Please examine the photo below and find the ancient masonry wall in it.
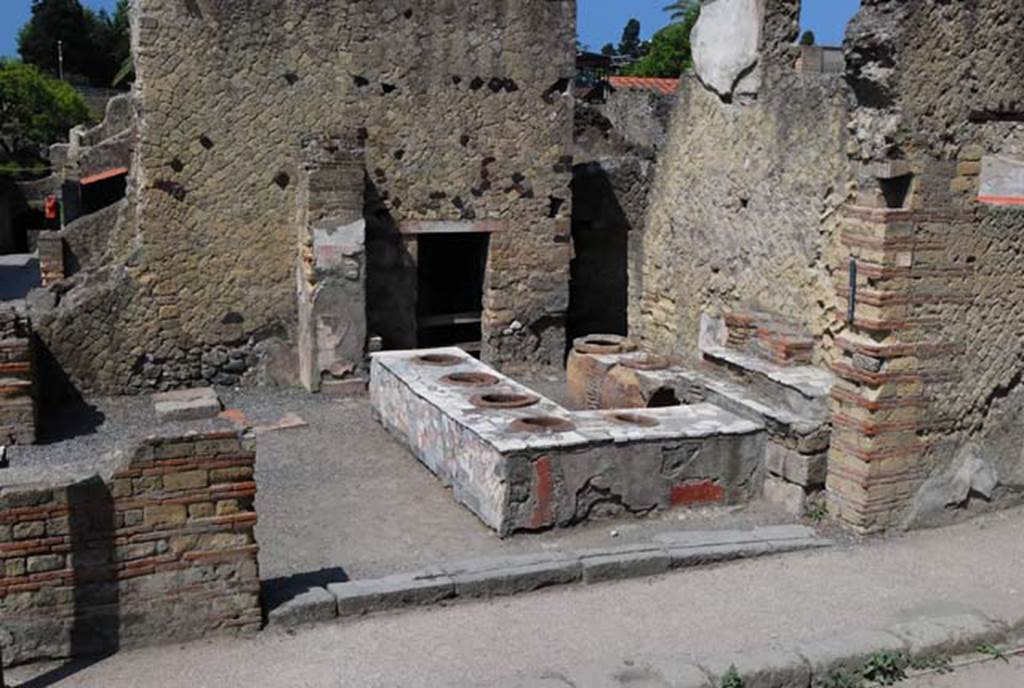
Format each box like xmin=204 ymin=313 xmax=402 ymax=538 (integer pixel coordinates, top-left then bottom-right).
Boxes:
xmin=295 ymin=136 xmax=367 ymax=392
xmin=0 ymin=307 xmax=36 ymax=445
xmin=571 ymin=88 xmax=670 ymax=342
xmin=29 ymin=0 xmax=576 ymax=395
xmin=827 ymin=0 xmax=1024 ymax=530
xmin=632 ymin=0 xmax=850 ymax=363
xmin=0 ymin=432 xmax=260 ymax=664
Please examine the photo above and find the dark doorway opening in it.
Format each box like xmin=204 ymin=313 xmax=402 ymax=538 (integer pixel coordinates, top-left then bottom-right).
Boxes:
xmin=416 ymin=233 xmax=488 ymax=355
xmin=65 ymin=169 xmax=128 ymax=224
xmin=880 ymin=173 xmax=914 ymax=209
xmin=647 ymin=387 xmax=682 ymax=408
xmin=81 ymin=173 xmax=127 ymax=216
xmin=568 ymin=163 xmax=629 ymax=345
xmin=8 ymin=210 xmax=40 ymax=254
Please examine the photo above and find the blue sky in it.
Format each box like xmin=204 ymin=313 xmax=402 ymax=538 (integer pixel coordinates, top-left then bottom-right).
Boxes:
xmin=578 ymin=0 xmax=862 ymax=50
xmin=1 ymin=0 xmax=861 ymax=58
xmin=2 ymin=0 xmax=118 ymax=57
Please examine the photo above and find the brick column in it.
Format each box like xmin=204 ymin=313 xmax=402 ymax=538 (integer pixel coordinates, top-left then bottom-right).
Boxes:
xmin=827 ymin=190 xmax=971 ymax=530
xmin=37 ymin=233 xmax=64 ymax=286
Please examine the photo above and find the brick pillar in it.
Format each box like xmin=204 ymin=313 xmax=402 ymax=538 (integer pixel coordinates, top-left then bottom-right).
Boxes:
xmin=37 ymin=232 xmax=65 ymax=286
xmin=295 ymin=136 xmax=367 ymax=393
xmin=827 ymin=204 xmax=928 ymax=531
xmin=827 ymin=162 xmax=972 ymax=531
xmin=0 ymin=308 xmax=36 ymax=446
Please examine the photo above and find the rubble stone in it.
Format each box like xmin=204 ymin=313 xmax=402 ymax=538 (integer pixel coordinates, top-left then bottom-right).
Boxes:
xmin=152 ymin=387 xmax=222 ymax=421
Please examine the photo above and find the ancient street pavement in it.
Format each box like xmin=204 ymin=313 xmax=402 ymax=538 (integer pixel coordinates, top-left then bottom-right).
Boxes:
xmin=901 ymin=655 xmax=1024 ymax=687
xmin=8 ymin=507 xmax=1024 ymax=687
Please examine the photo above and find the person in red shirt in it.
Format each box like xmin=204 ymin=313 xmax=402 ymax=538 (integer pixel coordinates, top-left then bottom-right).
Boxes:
xmin=44 ymin=194 xmax=59 ymax=230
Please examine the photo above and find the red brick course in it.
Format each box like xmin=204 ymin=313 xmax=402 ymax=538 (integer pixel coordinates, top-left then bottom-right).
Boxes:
xmin=0 ymin=431 xmax=261 ymax=664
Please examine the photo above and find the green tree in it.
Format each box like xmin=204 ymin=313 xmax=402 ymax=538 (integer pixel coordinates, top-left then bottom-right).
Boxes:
xmin=601 ymin=43 xmax=617 ymax=57
xmin=110 ymin=0 xmax=135 ymax=87
xmin=618 ymin=18 xmax=642 ymax=58
xmin=800 ymin=30 xmax=817 ymax=46
xmin=17 ymin=0 xmax=129 ymax=88
xmin=624 ymin=7 xmax=700 ymax=78
xmin=0 ymin=60 xmax=90 ymax=175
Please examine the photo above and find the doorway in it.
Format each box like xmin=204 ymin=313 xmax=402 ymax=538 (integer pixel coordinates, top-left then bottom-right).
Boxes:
xmin=416 ymin=233 xmax=489 ymax=355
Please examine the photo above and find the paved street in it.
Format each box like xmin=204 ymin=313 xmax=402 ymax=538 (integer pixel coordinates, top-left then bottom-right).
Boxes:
xmin=903 ymin=655 xmax=1024 ymax=687
xmin=7 ymin=507 xmax=1024 ymax=687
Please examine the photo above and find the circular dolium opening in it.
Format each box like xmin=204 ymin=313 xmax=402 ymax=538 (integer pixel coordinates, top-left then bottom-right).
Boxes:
xmin=441 ymin=371 xmax=500 ymax=387
xmin=647 ymin=388 xmax=682 ymax=408
xmin=510 ymin=416 xmax=576 ymax=433
xmin=573 ymin=334 xmax=637 ymax=355
xmin=470 ymin=391 xmax=541 ymax=409
xmin=620 ymin=353 xmax=670 ymax=371
xmin=609 ymin=412 xmax=660 ymax=428
xmin=415 ymin=353 xmax=464 ymax=367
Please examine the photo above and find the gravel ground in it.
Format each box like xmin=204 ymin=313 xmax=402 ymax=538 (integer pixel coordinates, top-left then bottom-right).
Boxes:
xmin=3 ymin=380 xmax=808 ymax=586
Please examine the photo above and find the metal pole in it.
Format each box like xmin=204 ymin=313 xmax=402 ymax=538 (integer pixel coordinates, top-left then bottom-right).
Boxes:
xmin=58 ymin=40 xmax=64 ymax=81
xmin=848 ymin=257 xmax=858 ymax=325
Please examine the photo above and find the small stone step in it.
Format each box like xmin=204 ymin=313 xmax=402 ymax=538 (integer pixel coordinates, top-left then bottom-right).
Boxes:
xmin=319 ymin=378 xmax=368 ymax=396
xmin=152 ymin=387 xmax=222 ymax=422
xmin=700 ymin=345 xmax=832 ymax=423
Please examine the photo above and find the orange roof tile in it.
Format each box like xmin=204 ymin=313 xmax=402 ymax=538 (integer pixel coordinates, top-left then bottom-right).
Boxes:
xmin=79 ymin=167 xmax=129 ymax=186
xmin=608 ymin=76 xmax=680 ymax=96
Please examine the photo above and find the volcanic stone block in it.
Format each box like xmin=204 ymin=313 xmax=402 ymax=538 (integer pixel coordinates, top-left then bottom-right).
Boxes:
xmin=446 ymin=553 xmax=581 ymax=597
xmin=266 ymin=586 xmax=337 ymax=628
xmin=763 ymin=475 xmax=807 ymax=516
xmin=765 ymin=443 xmax=827 ymax=487
xmin=579 ymin=546 xmax=671 ymax=583
xmin=329 ymin=570 xmax=455 ymax=617
xmin=152 ymin=387 xmax=222 ymax=421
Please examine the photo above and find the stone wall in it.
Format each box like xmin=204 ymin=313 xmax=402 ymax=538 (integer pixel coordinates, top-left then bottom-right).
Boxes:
xmin=31 ymin=0 xmax=576 ymax=395
xmin=295 ymin=136 xmax=367 ymax=392
xmin=571 ymin=86 xmax=671 ymax=342
xmin=0 ymin=306 xmax=35 ymax=446
xmin=632 ymin=0 xmax=850 ymax=363
xmin=600 ymin=86 xmax=677 ymax=154
xmin=827 ymin=0 xmax=1024 ymax=530
xmin=0 ymin=431 xmax=260 ymax=664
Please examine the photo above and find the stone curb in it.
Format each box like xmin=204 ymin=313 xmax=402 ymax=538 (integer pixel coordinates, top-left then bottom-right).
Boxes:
xmin=264 ymin=525 xmax=831 ymax=629
xmin=488 ymin=610 xmax=1012 ymax=688
xmin=1010 ymin=613 xmax=1024 ymax=638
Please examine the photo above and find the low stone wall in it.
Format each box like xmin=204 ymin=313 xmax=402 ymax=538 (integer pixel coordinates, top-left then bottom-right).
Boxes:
xmin=0 ymin=431 xmax=260 ymax=665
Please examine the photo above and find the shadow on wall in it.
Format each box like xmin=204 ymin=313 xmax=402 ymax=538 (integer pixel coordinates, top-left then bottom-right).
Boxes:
xmin=569 ymin=162 xmax=630 ymax=347
xmin=365 ymin=177 xmax=418 ymax=351
xmin=33 ymin=339 xmax=106 ymax=445
xmin=15 ymin=477 xmax=119 ymax=688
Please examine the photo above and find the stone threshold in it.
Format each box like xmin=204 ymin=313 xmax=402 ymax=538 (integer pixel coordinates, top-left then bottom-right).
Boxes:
xmin=489 ymin=609 xmax=1014 ymax=687
xmin=264 ymin=525 xmax=831 ymax=629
